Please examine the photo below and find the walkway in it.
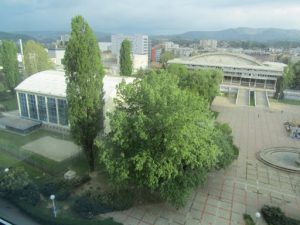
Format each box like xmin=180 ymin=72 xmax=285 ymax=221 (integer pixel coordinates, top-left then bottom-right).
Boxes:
xmin=102 ymin=97 xmax=300 ymax=225
xmin=236 ymin=89 xmax=249 ymax=106
xmin=256 ymin=91 xmax=268 ymax=108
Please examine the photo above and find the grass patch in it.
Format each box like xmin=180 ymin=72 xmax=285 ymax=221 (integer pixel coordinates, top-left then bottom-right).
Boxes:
xmin=0 ymin=91 xmax=18 ymax=111
xmin=270 ymin=98 xmax=300 ymax=106
xmin=250 ymin=91 xmax=255 ymax=106
xmin=243 ymin=214 xmax=255 ymax=225
xmin=0 ymin=129 xmax=88 ymax=176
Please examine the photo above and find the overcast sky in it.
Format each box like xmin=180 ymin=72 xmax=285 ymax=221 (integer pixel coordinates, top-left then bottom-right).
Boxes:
xmin=1 ymin=0 xmax=300 ymax=34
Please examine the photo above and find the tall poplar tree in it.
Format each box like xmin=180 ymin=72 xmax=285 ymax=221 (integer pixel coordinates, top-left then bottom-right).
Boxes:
xmin=2 ymin=40 xmax=20 ymax=92
xmin=63 ymin=16 xmax=104 ymax=172
xmin=23 ymin=40 xmax=53 ymax=76
xmin=119 ymin=39 xmax=133 ymax=76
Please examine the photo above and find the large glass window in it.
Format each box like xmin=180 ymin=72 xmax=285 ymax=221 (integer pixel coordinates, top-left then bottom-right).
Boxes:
xmin=58 ymin=99 xmax=68 ymax=126
xmin=28 ymin=94 xmax=38 ymax=119
xmin=37 ymin=96 xmax=47 ymax=122
xmin=47 ymin=97 xmax=57 ymax=124
xmin=18 ymin=93 xmax=28 ymax=118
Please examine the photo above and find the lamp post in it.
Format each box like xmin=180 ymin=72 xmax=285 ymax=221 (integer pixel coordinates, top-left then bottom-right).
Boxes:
xmin=50 ymin=195 xmax=57 ymax=218
xmin=4 ymin=168 xmax=9 ymax=173
xmin=255 ymin=212 xmax=261 ymax=225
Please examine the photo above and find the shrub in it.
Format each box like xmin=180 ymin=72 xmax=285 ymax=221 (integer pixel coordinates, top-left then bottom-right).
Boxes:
xmin=243 ymin=214 xmax=255 ymax=225
xmin=102 ymin=189 xmax=134 ymax=210
xmin=0 ymin=167 xmax=30 ymax=196
xmin=12 ymin=199 xmax=122 ymax=225
xmin=72 ymin=193 xmax=113 ymax=218
xmin=261 ymin=205 xmax=300 ymax=225
xmin=16 ymin=183 xmax=40 ymax=206
xmin=69 ymin=174 xmax=91 ymax=187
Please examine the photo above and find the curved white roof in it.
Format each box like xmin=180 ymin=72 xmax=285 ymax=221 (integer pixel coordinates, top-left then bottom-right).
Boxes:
xmin=15 ymin=70 xmax=66 ymax=97
xmin=15 ymin=70 xmax=136 ymax=101
xmin=188 ymin=52 xmax=263 ymax=66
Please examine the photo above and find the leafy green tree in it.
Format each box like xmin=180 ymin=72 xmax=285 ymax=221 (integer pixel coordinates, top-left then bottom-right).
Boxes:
xmin=119 ymin=39 xmax=132 ymax=76
xmin=1 ymin=40 xmax=20 ymax=92
xmin=96 ymin=71 xmax=220 ymax=207
xmin=291 ymin=61 xmax=300 ymax=90
xmin=24 ymin=40 xmax=54 ymax=76
xmin=167 ymin=64 xmax=223 ymax=103
xmin=63 ymin=15 xmax=104 ymax=172
xmin=214 ymin=122 xmax=239 ymax=169
xmin=160 ymin=51 xmax=174 ymax=68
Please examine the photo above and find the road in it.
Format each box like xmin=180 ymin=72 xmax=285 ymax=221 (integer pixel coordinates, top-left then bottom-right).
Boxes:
xmin=0 ymin=199 xmax=41 ymax=225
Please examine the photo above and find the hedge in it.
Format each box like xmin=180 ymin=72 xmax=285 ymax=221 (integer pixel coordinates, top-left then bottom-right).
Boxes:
xmin=12 ymin=200 xmax=122 ymax=225
xmin=261 ymin=205 xmax=300 ymax=225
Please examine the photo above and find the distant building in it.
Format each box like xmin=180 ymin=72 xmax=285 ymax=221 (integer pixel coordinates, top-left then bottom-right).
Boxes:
xmin=55 ymin=35 xmax=70 ymax=48
xmin=111 ymin=34 xmax=149 ymax=56
xmin=98 ymin=42 xmax=111 ymax=52
xmin=150 ymin=45 xmax=164 ymax=62
xmin=133 ymin=54 xmax=148 ymax=72
xmin=168 ymin=52 xmax=285 ymax=90
xmin=48 ymin=48 xmax=65 ymax=67
xmin=199 ymin=40 xmax=218 ymax=49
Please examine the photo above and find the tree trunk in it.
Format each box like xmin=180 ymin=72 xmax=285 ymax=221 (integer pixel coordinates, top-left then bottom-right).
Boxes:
xmin=88 ymin=148 xmax=95 ymax=172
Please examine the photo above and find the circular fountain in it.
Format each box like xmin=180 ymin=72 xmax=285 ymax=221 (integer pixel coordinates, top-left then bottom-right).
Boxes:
xmin=257 ymin=147 xmax=300 ymax=173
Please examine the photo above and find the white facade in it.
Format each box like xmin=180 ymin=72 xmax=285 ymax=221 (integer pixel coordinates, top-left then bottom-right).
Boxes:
xmin=99 ymin=42 xmax=111 ymax=52
xmin=48 ymin=49 xmax=65 ymax=66
xmin=111 ymin=34 xmax=149 ymax=56
xmin=168 ymin=52 xmax=284 ymax=90
xmin=133 ymin=54 xmax=148 ymax=72
xmin=199 ymin=40 xmax=218 ymax=49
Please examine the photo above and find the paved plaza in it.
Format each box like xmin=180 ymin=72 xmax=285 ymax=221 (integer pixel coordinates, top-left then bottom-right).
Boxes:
xmin=102 ymin=96 xmax=300 ymax=225
xmin=22 ymin=136 xmax=80 ymax=162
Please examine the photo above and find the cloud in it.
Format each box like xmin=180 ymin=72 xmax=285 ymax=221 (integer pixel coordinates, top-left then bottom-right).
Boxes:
xmin=0 ymin=0 xmax=300 ymax=34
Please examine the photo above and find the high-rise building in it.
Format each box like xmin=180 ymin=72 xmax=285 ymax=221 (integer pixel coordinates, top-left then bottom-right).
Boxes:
xmin=199 ymin=39 xmax=218 ymax=49
xmin=111 ymin=34 xmax=149 ymax=56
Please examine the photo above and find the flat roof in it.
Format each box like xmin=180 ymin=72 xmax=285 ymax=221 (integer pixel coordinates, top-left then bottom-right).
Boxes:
xmin=15 ymin=70 xmax=135 ymax=100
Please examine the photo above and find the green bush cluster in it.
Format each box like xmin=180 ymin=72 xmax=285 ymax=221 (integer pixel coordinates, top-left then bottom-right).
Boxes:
xmin=72 ymin=189 xmax=134 ymax=218
xmin=40 ymin=174 xmax=91 ymax=201
xmin=243 ymin=214 xmax=255 ymax=225
xmin=261 ymin=205 xmax=300 ymax=225
xmin=13 ymin=200 xmax=122 ymax=225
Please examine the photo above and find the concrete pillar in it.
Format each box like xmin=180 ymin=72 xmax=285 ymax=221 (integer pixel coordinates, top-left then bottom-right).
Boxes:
xmin=35 ymin=95 xmax=39 ymax=121
xmin=230 ymin=76 xmax=233 ymax=84
xmin=16 ymin=91 xmax=21 ymax=117
xmin=26 ymin=93 xmax=30 ymax=118
xmin=254 ymin=79 xmax=256 ymax=87
xmin=45 ymin=96 xmax=49 ymax=123
xmin=264 ymin=80 xmax=266 ymax=89
xmin=240 ymin=78 xmax=242 ymax=85
xmin=55 ymin=98 xmax=59 ymax=125
xmin=274 ymin=79 xmax=277 ymax=90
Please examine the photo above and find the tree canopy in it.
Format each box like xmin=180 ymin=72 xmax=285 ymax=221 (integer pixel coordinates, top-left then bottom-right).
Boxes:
xmin=63 ymin=15 xmax=104 ymax=172
xmin=119 ymin=39 xmax=132 ymax=76
xmin=1 ymin=40 xmax=20 ymax=92
xmin=97 ymin=71 xmax=223 ymax=206
xmin=160 ymin=51 xmax=174 ymax=68
xmin=24 ymin=40 xmax=54 ymax=76
xmin=167 ymin=64 xmax=223 ymax=103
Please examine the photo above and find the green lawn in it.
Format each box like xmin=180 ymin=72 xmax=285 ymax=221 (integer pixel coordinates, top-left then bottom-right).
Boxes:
xmin=250 ymin=91 xmax=255 ymax=106
xmin=0 ymin=129 xmax=88 ymax=177
xmin=0 ymin=91 xmax=18 ymax=111
xmin=270 ymin=98 xmax=300 ymax=106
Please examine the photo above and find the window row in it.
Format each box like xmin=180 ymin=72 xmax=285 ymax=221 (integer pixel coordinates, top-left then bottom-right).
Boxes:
xmin=18 ymin=93 xmax=68 ymax=126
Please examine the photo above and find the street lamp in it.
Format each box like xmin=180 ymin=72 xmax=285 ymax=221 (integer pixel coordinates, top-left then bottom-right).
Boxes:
xmin=255 ymin=212 xmax=261 ymax=225
xmin=50 ymin=195 xmax=57 ymax=218
xmin=4 ymin=168 xmax=9 ymax=173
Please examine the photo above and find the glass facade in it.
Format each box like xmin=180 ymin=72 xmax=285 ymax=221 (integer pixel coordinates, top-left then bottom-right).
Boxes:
xmin=18 ymin=93 xmax=28 ymax=118
xmin=18 ymin=92 xmax=68 ymax=126
xmin=58 ymin=99 xmax=68 ymax=125
xmin=28 ymin=94 xmax=38 ymax=119
xmin=37 ymin=96 xmax=47 ymax=122
xmin=47 ymin=97 xmax=58 ymax=124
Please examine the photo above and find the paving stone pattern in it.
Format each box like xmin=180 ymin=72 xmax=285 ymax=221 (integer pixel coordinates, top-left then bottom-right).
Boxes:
xmin=101 ymin=97 xmax=300 ymax=225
